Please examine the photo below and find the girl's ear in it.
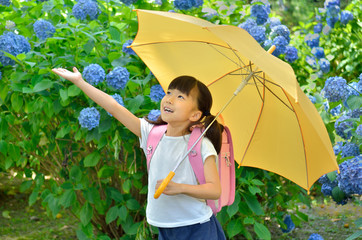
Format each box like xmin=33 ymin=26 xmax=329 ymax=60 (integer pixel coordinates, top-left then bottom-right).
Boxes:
xmin=189 ymin=110 xmax=202 ymax=122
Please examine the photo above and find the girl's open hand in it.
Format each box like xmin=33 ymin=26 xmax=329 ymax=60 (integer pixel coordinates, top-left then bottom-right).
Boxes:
xmin=52 ymin=67 xmax=83 ymax=84
xmin=155 ymin=179 xmax=183 ymax=196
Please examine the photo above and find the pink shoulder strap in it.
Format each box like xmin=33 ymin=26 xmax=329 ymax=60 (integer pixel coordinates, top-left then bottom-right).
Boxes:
xmin=146 ymin=124 xmax=167 ymax=171
xmin=187 ymin=127 xmax=205 ymax=184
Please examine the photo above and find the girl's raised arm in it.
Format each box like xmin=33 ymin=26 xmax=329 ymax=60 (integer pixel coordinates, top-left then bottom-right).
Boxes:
xmin=52 ymin=67 xmax=141 ymax=137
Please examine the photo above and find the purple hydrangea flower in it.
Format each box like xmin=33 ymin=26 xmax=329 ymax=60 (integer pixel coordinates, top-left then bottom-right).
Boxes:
xmin=285 ymin=46 xmax=298 ymax=63
xmin=202 ymin=7 xmax=218 ymax=19
xmin=250 ymin=4 xmax=269 ymax=25
xmin=270 ymin=25 xmax=290 ymax=43
xmin=340 ymin=10 xmax=353 ymax=25
xmin=281 ymin=215 xmax=295 ymax=233
xmin=319 ymin=58 xmax=330 ymax=73
xmin=322 ymin=76 xmax=349 ymax=102
xmin=333 ymin=141 xmax=343 ymax=155
xmin=308 ymin=233 xmax=324 ymax=240
xmin=249 ymin=26 xmax=266 ymax=43
xmin=150 ymin=84 xmax=165 ymax=102
xmin=174 ymin=0 xmax=203 ymax=10
xmin=341 ymin=142 xmax=360 ymax=158
xmin=5 ymin=20 xmax=15 ymax=30
xmin=33 ymin=20 xmax=56 ymax=40
xmin=314 ymin=23 xmax=323 ymax=33
xmin=107 ymin=94 xmax=124 ymax=117
xmin=268 ymin=17 xmax=281 ymax=28
xmin=337 ymin=156 xmax=362 ymax=195
xmin=148 ymin=109 xmax=161 ymax=121
xmin=72 ymin=0 xmax=101 ymax=21
xmin=305 ymin=33 xmax=320 ymax=48
xmin=335 ymin=115 xmax=353 ymax=139
xmin=120 ymin=0 xmax=137 ymax=5
xmin=272 ymin=36 xmax=288 ymax=56
xmin=356 ymin=125 xmax=362 ymax=136
xmin=122 ymin=40 xmax=136 ymax=55
xmin=238 ymin=18 xmax=257 ymax=33
xmin=306 ymin=56 xmax=317 ymax=69
xmin=0 ymin=0 xmax=11 ymax=6
xmin=83 ymin=64 xmax=105 ymax=86
xmin=311 ymin=47 xmax=325 ymax=59
xmin=0 ymin=32 xmax=31 ymax=66
xmin=106 ymin=67 xmax=130 ymax=90
xmin=324 ymin=0 xmax=340 ymax=8
xmin=78 ymin=107 xmax=100 ymax=130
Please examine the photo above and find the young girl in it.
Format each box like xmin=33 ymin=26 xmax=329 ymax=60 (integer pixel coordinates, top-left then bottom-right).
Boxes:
xmin=52 ymin=68 xmax=226 ymax=240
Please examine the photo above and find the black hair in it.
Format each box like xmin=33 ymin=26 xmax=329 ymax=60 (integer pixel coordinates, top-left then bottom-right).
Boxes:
xmin=145 ymin=76 xmax=224 ymax=153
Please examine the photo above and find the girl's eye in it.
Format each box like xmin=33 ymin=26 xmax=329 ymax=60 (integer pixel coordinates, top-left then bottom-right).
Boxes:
xmin=178 ymin=95 xmax=185 ymax=99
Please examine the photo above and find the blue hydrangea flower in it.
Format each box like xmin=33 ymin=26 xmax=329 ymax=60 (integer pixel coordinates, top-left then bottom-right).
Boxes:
xmin=308 ymin=233 xmax=324 ymax=240
xmin=107 ymin=94 xmax=124 ymax=117
xmin=281 ymin=215 xmax=295 ymax=233
xmin=148 ymin=109 xmax=161 ymax=121
xmin=324 ymin=0 xmax=340 ymax=8
xmin=251 ymin=0 xmax=271 ymax=13
xmin=337 ymin=156 xmax=362 ymax=195
xmin=321 ymin=183 xmax=333 ymax=196
xmin=72 ymin=0 xmax=101 ymax=21
xmin=238 ymin=18 xmax=257 ymax=33
xmin=351 ymin=108 xmax=362 ymax=118
xmin=305 ymin=33 xmax=320 ymax=48
xmin=154 ymin=0 xmax=162 ymax=5
xmin=333 ymin=141 xmax=343 ymax=155
xmin=314 ymin=23 xmax=323 ymax=33
xmin=318 ymin=174 xmax=330 ymax=185
xmin=250 ymin=4 xmax=269 ymax=25
xmin=306 ymin=56 xmax=317 ymax=69
xmin=0 ymin=32 xmax=31 ymax=66
xmin=326 ymin=4 xmax=340 ymax=16
xmin=359 ymin=73 xmax=362 ymax=82
xmin=285 ymin=46 xmax=298 ymax=63
xmin=120 ymin=0 xmax=137 ymax=5
xmin=83 ymin=64 xmax=105 ymax=86
xmin=335 ymin=115 xmax=353 ymax=139
xmin=341 ymin=142 xmax=360 ymax=158
xmin=344 ymin=82 xmax=360 ymax=108
xmin=0 ymin=70 xmax=2 ymax=80
xmin=249 ymin=26 xmax=266 ymax=43
xmin=33 ymin=20 xmax=56 ymax=40
xmin=5 ymin=20 xmax=15 ymax=30
xmin=78 ymin=107 xmax=100 ymax=130
xmin=270 ymin=25 xmax=290 ymax=43
xmin=308 ymin=95 xmax=316 ymax=104
xmin=122 ymin=40 xmax=136 ymax=55
xmin=268 ymin=17 xmax=281 ymax=28
xmin=316 ymin=15 xmax=322 ymax=21
xmin=322 ymin=76 xmax=349 ymax=102
xmin=326 ymin=15 xmax=339 ymax=28
xmin=150 ymin=84 xmax=165 ymax=102
xmin=330 ymin=104 xmax=342 ymax=116
xmin=311 ymin=47 xmax=325 ymax=59
xmin=356 ymin=125 xmax=362 ymax=136
xmin=106 ymin=67 xmax=130 ymax=90
xmin=0 ymin=0 xmax=10 ymax=6
xmin=319 ymin=58 xmax=330 ymax=73
xmin=340 ymin=10 xmax=353 ymax=25
xmin=202 ymin=7 xmax=218 ymax=19
xmin=263 ymin=39 xmax=272 ymax=49
xmin=272 ymin=36 xmax=288 ymax=56
xmin=174 ymin=0 xmax=203 ymax=10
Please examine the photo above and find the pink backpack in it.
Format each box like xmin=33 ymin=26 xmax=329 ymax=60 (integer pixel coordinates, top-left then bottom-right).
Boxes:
xmin=146 ymin=124 xmax=235 ymax=214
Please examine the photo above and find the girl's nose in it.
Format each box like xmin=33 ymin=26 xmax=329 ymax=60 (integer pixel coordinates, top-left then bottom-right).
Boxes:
xmin=165 ymin=96 xmax=173 ymax=104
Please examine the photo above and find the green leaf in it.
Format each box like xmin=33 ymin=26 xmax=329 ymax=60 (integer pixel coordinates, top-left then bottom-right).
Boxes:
xmin=243 ymin=217 xmax=255 ymax=225
xmin=254 ymin=222 xmax=271 ymax=240
xmin=346 ymin=230 xmax=362 ymax=240
xmin=2 ymin=210 xmax=11 ymax=219
xmin=84 ymin=152 xmax=100 ymax=167
xmin=56 ymin=125 xmax=71 ymax=138
xmin=346 ymin=95 xmax=362 ymax=110
xmin=33 ymin=80 xmax=53 ymax=92
xmin=226 ymin=219 xmax=243 ymax=238
xmin=248 ymin=185 xmax=261 ymax=195
xmin=109 ymin=26 xmax=121 ymax=41
xmin=68 ymin=85 xmax=82 ymax=97
xmin=126 ymin=199 xmax=140 ymax=210
xmin=29 ymin=190 xmax=39 ymax=206
xmin=128 ymin=95 xmax=144 ymax=113
xmin=106 ymin=206 xmax=119 ymax=224
xmin=98 ymin=165 xmax=115 ymax=178
xmin=243 ymin=194 xmax=264 ymax=215
xmin=11 ymin=93 xmax=23 ymax=112
xmin=60 ymin=189 xmax=76 ymax=208
xmin=122 ymin=179 xmax=132 ymax=193
xmin=70 ymin=165 xmax=82 ymax=183
xmin=119 ymin=205 xmax=127 ymax=222
xmin=80 ymin=202 xmax=93 ymax=226
xmin=19 ymin=180 xmax=33 ymax=193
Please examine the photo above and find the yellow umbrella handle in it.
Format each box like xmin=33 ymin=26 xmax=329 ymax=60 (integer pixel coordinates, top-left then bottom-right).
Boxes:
xmin=154 ymin=171 xmax=175 ymax=199
xmin=267 ymin=45 xmax=276 ymax=54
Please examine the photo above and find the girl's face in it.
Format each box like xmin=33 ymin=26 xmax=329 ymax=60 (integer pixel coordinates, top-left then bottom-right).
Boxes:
xmin=160 ymin=87 xmax=202 ymax=126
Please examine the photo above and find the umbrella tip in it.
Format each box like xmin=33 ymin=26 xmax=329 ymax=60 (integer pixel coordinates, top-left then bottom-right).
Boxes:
xmin=267 ymin=45 xmax=276 ymax=54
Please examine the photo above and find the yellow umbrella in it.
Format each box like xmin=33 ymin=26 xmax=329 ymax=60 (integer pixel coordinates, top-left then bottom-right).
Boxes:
xmin=130 ymin=9 xmax=339 ymax=193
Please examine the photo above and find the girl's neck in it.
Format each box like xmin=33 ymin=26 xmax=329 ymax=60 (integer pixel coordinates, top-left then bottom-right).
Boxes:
xmin=165 ymin=123 xmax=190 ymax=137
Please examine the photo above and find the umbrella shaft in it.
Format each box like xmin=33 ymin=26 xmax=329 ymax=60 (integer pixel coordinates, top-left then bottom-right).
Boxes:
xmin=171 ymin=71 xmax=255 ymax=172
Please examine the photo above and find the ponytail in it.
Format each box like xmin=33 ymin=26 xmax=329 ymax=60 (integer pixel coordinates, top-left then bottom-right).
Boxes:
xmin=202 ymin=115 xmax=224 ymax=154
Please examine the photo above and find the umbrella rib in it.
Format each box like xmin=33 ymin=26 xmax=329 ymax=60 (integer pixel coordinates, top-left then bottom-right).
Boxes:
xmin=207 ymin=43 xmax=248 ymax=70
xmin=252 ymin=76 xmax=264 ymax=102
xmin=253 ymin=75 xmax=295 ymax=112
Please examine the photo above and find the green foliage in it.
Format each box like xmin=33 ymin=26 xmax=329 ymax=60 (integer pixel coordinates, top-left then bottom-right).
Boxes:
xmin=1 ymin=0 xmax=360 ymax=239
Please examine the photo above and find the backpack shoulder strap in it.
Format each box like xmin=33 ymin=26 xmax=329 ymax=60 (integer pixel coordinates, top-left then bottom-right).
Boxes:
xmin=187 ymin=127 xmax=205 ymax=184
xmin=146 ymin=124 xmax=167 ymax=171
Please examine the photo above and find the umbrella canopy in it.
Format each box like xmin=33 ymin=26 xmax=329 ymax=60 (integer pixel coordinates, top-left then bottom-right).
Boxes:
xmin=130 ymin=9 xmax=339 ymax=192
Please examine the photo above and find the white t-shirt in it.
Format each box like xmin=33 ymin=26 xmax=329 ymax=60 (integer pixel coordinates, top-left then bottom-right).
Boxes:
xmin=139 ymin=118 xmax=217 ymax=228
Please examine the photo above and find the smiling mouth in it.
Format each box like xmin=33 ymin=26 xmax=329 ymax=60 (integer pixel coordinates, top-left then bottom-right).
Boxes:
xmin=163 ymin=107 xmax=174 ymax=113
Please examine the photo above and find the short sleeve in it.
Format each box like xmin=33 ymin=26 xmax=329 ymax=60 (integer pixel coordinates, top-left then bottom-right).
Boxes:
xmin=139 ymin=118 xmax=154 ymax=152
xmin=201 ymin=137 xmax=218 ymax=164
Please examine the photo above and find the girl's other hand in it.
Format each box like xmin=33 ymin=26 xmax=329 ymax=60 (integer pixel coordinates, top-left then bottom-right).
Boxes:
xmin=155 ymin=179 xmax=182 ymax=196
xmin=52 ymin=67 xmax=83 ymax=84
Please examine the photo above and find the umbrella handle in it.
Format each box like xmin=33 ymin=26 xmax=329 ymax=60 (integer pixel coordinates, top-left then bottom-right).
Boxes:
xmin=154 ymin=171 xmax=175 ymax=199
